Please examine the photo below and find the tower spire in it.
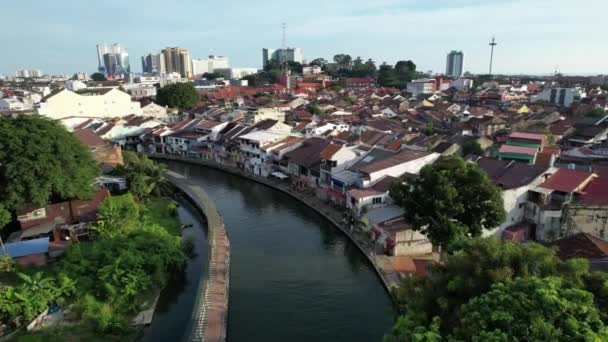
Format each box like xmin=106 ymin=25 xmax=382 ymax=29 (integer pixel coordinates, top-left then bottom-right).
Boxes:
xmin=488 ymin=36 xmax=497 ymax=75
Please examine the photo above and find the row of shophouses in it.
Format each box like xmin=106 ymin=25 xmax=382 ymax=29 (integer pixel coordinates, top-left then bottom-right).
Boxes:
xmin=114 ymin=117 xmax=608 ymax=258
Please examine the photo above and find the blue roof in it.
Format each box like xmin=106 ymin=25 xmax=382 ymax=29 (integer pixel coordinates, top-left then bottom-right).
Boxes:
xmin=0 ymin=238 xmax=49 ymax=258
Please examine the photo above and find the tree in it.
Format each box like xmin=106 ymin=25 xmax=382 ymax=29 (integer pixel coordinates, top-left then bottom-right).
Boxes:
xmin=113 ymin=151 xmax=169 ymax=201
xmin=309 ymin=58 xmax=327 ymax=67
xmin=461 ymin=140 xmax=483 ymax=156
xmin=90 ymin=73 xmax=106 ymax=82
xmin=453 ymin=277 xmax=608 ymax=340
xmin=0 ymin=115 xmax=99 ymax=212
xmin=333 ymin=54 xmax=352 ymax=69
xmin=307 ymin=105 xmax=322 ymax=115
xmin=389 ymin=157 xmax=505 ymax=249
xmin=93 ymin=194 xmax=140 ymax=239
xmin=386 ymin=238 xmax=608 ymax=340
xmin=155 ymin=82 xmax=199 ymax=109
xmin=202 ymin=72 xmax=221 ymax=80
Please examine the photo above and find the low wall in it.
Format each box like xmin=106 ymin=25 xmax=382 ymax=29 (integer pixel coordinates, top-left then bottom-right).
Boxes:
xmin=157 ymin=155 xmax=398 ymax=296
xmin=166 ymin=171 xmax=230 ymax=342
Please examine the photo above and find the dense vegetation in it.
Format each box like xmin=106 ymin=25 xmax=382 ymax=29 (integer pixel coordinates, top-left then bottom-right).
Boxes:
xmin=390 ymin=156 xmax=505 ymax=250
xmin=0 ymin=115 xmax=99 ymax=225
xmin=113 ymin=151 xmax=169 ymax=201
xmin=155 ymin=82 xmax=199 ymax=109
xmin=386 ymin=238 xmax=608 ymax=341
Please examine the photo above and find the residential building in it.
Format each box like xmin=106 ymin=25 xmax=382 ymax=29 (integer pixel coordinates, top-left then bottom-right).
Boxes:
xmin=141 ymin=102 xmax=170 ymax=121
xmin=346 ymin=175 xmax=398 ymax=215
xmin=208 ymin=55 xmax=229 ymax=71
xmin=407 ymin=79 xmax=436 ymax=97
xmin=248 ymin=107 xmax=286 ymax=123
xmin=262 ymin=47 xmax=304 ymax=67
xmin=561 ymin=177 xmax=608 ymax=241
xmin=446 ymin=50 xmax=464 ymax=78
xmin=0 ymin=238 xmax=50 ymax=267
xmin=531 ymin=87 xmax=586 ymax=107
xmin=345 ymin=78 xmax=377 ymax=89
xmin=192 ymin=58 xmax=209 ymax=76
xmin=302 ymin=66 xmax=322 ymax=75
xmin=550 ymin=233 xmax=608 ymax=271
xmin=452 ymin=78 xmax=474 ymax=91
xmin=526 ymin=168 xmax=598 ymax=242
xmin=239 ymin=130 xmax=292 ymax=176
xmin=497 ymin=132 xmax=546 ymax=164
xmin=128 ymin=86 xmax=157 ymax=99
xmin=0 ymin=98 xmax=27 ymax=111
xmin=65 ymin=80 xmax=87 ymax=92
xmin=38 ymin=88 xmax=142 ymax=119
xmin=162 ymin=47 xmax=193 ymax=78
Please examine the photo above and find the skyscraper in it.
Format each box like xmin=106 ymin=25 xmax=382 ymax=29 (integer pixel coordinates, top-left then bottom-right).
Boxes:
xmin=97 ymin=43 xmax=130 ymax=77
xmin=162 ymin=47 xmax=192 ymax=78
xmin=141 ymin=53 xmax=165 ymax=75
xmin=446 ymin=50 xmax=464 ymax=78
xmin=262 ymin=48 xmax=303 ymax=68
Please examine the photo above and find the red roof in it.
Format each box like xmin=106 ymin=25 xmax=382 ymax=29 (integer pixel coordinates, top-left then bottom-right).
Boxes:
xmin=348 ymin=188 xmax=383 ymax=200
xmin=74 ymin=129 xmax=104 ymax=147
xmin=509 ymin=132 xmax=545 ymax=142
xmin=577 ymin=177 xmax=608 ymax=205
xmin=539 ymin=169 xmax=596 ymax=193
xmin=499 ymin=144 xmax=538 ymax=156
xmin=319 ymin=143 xmax=342 ymax=160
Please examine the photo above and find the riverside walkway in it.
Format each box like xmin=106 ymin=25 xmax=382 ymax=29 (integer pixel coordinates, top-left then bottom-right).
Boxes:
xmin=160 ymin=156 xmax=401 ymax=294
xmin=166 ymin=171 xmax=230 ymax=342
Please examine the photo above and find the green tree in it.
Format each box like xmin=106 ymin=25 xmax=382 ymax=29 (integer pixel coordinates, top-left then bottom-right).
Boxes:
xmin=309 ymin=58 xmax=327 ymax=67
xmin=93 ymin=194 xmax=140 ymax=239
xmin=461 ymin=140 xmax=483 ymax=156
xmin=155 ymin=82 xmax=199 ymax=109
xmin=307 ymin=105 xmax=322 ymax=115
xmin=453 ymin=277 xmax=608 ymax=340
xmin=333 ymin=54 xmax=352 ymax=69
xmin=90 ymin=73 xmax=107 ymax=82
xmin=114 ymin=151 xmax=168 ymax=201
xmin=386 ymin=238 xmax=606 ymax=340
xmin=389 ymin=157 xmax=505 ymax=249
xmin=0 ymin=115 xmax=99 ymax=211
xmin=202 ymin=72 xmax=221 ymax=80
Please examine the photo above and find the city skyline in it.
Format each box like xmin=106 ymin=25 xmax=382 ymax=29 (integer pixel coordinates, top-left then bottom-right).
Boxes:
xmin=1 ymin=0 xmax=607 ymax=76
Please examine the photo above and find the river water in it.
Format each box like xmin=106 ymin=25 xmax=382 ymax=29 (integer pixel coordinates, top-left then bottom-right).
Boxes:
xmin=147 ymin=162 xmax=394 ymax=342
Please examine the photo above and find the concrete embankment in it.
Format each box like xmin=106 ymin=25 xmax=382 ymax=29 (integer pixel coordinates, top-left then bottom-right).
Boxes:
xmin=158 ymin=155 xmax=400 ymax=296
xmin=166 ymin=171 xmax=230 ymax=342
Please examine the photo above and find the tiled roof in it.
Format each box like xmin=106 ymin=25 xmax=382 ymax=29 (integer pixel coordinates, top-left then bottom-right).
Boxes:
xmin=551 ymin=233 xmax=608 ymax=260
xmin=498 ymin=144 xmax=538 ymax=156
xmin=509 ymin=132 xmax=545 ymax=141
xmin=371 ymin=175 xmax=399 ymax=192
xmin=577 ymin=177 xmax=608 ymax=205
xmin=539 ymin=168 xmax=596 ymax=193
xmin=358 ymin=150 xmax=431 ymax=174
xmin=74 ymin=129 xmax=104 ymax=147
xmin=319 ymin=143 xmax=342 ymax=160
xmin=476 ymin=157 xmax=548 ymax=190
xmin=348 ymin=188 xmax=384 ymax=199
xmin=283 ymin=137 xmax=330 ymax=168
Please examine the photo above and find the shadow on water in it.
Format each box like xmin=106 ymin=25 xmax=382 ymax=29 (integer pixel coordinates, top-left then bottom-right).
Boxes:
xmin=140 ymin=199 xmax=209 ymax=342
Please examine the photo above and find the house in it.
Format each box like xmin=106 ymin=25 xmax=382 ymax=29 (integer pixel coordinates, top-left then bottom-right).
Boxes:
xmin=283 ymin=137 xmax=331 ymax=184
xmin=346 ymin=175 xmax=398 ymax=215
xmin=348 ymin=148 xmax=440 ymax=188
xmin=319 ymin=143 xmax=358 ymax=185
xmin=345 ymin=78 xmax=377 ymax=89
xmin=141 ymin=102 xmax=174 ymax=122
xmin=73 ymin=128 xmax=123 ymax=170
xmin=475 ymin=157 xmax=551 ymax=238
xmin=560 ymin=176 xmax=608 ymax=241
xmin=38 ymin=88 xmax=142 ymax=119
xmin=526 ymin=168 xmax=597 ymax=242
xmin=0 ymin=238 xmax=50 ymax=267
xmin=497 ymin=132 xmax=546 ymax=164
xmin=465 ymin=115 xmax=506 ymax=137
xmin=248 ymin=107 xmax=286 ymax=123
xmin=406 ymin=79 xmax=436 ymax=97
xmin=530 ymin=87 xmax=586 ymax=107
xmin=550 ymin=233 xmax=608 ymax=271
xmin=238 ymin=130 xmax=291 ymax=176
xmin=15 ymin=188 xmax=110 ymax=244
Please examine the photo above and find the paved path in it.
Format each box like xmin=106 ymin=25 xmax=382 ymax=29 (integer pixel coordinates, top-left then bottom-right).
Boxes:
xmin=160 ymin=155 xmax=401 ymax=294
xmin=167 ymin=171 xmax=230 ymax=342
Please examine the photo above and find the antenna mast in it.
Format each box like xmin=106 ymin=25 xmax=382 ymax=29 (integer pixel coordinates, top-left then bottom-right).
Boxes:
xmin=488 ymin=36 xmax=497 ymax=75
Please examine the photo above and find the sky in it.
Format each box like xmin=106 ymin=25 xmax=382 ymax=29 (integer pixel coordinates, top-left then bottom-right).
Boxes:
xmin=1 ymin=0 xmax=607 ymax=76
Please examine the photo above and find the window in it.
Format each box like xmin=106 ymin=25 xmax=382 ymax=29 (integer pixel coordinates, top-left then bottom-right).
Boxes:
xmin=372 ymin=197 xmax=382 ymax=204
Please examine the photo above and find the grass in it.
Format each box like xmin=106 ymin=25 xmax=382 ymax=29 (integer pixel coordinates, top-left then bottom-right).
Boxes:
xmin=14 ymin=323 xmax=140 ymax=342
xmin=141 ymin=197 xmax=181 ymax=236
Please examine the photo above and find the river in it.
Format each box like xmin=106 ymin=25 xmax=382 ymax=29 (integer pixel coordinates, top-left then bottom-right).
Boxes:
xmin=148 ymin=162 xmax=394 ymax=341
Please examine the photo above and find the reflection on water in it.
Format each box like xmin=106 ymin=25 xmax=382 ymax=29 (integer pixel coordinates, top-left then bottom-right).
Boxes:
xmin=152 ymin=162 xmax=393 ymax=342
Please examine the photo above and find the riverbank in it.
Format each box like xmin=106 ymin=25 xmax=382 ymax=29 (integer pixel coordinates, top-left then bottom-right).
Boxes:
xmin=152 ymin=154 xmax=400 ymax=296
xmin=166 ymin=171 xmax=230 ymax=342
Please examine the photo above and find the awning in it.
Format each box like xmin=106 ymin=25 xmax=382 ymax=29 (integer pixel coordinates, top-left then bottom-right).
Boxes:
xmin=271 ymin=171 xmax=289 ymax=179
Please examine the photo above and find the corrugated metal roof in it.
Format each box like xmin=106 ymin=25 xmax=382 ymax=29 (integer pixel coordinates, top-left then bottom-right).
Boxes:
xmin=0 ymin=237 xmax=49 ymax=258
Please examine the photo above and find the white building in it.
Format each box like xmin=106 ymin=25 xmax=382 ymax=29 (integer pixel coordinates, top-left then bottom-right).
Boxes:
xmin=15 ymin=69 xmax=42 ymax=78
xmin=37 ymin=88 xmax=142 ymax=119
xmin=303 ymin=66 xmax=322 ymax=75
xmin=406 ymin=79 xmax=436 ymax=97
xmin=452 ymin=78 xmax=474 ymax=91
xmin=239 ymin=131 xmax=292 ymax=176
xmin=262 ymin=47 xmax=304 ymax=67
xmin=208 ymin=55 xmax=229 ymax=71
xmin=305 ymin=123 xmax=349 ymax=137
xmin=249 ymin=107 xmax=286 ymax=123
xmin=65 ymin=80 xmax=87 ymax=92
xmin=230 ymin=68 xmax=258 ymax=79
xmin=0 ymin=98 xmax=27 ymax=111
xmin=531 ymin=87 xmax=587 ymax=107
xmin=192 ymin=59 xmax=209 ymax=76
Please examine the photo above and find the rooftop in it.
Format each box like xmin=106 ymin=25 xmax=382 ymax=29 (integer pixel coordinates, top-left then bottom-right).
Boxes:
xmin=538 ymin=168 xmax=596 ymax=193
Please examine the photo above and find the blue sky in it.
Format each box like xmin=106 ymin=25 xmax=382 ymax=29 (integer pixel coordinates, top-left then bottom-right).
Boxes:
xmin=1 ymin=0 xmax=606 ymax=76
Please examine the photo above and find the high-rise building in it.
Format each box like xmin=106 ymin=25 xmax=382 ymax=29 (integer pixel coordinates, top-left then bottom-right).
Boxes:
xmin=262 ymin=48 xmax=303 ymax=68
xmin=192 ymin=59 xmax=209 ymax=76
xmin=208 ymin=55 xmax=229 ymax=71
xmin=162 ymin=47 xmax=192 ymax=78
xmin=141 ymin=53 xmax=165 ymax=75
xmin=446 ymin=50 xmax=464 ymax=78
xmin=97 ymin=44 xmax=130 ymax=77
xmin=15 ymin=69 xmax=42 ymax=77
